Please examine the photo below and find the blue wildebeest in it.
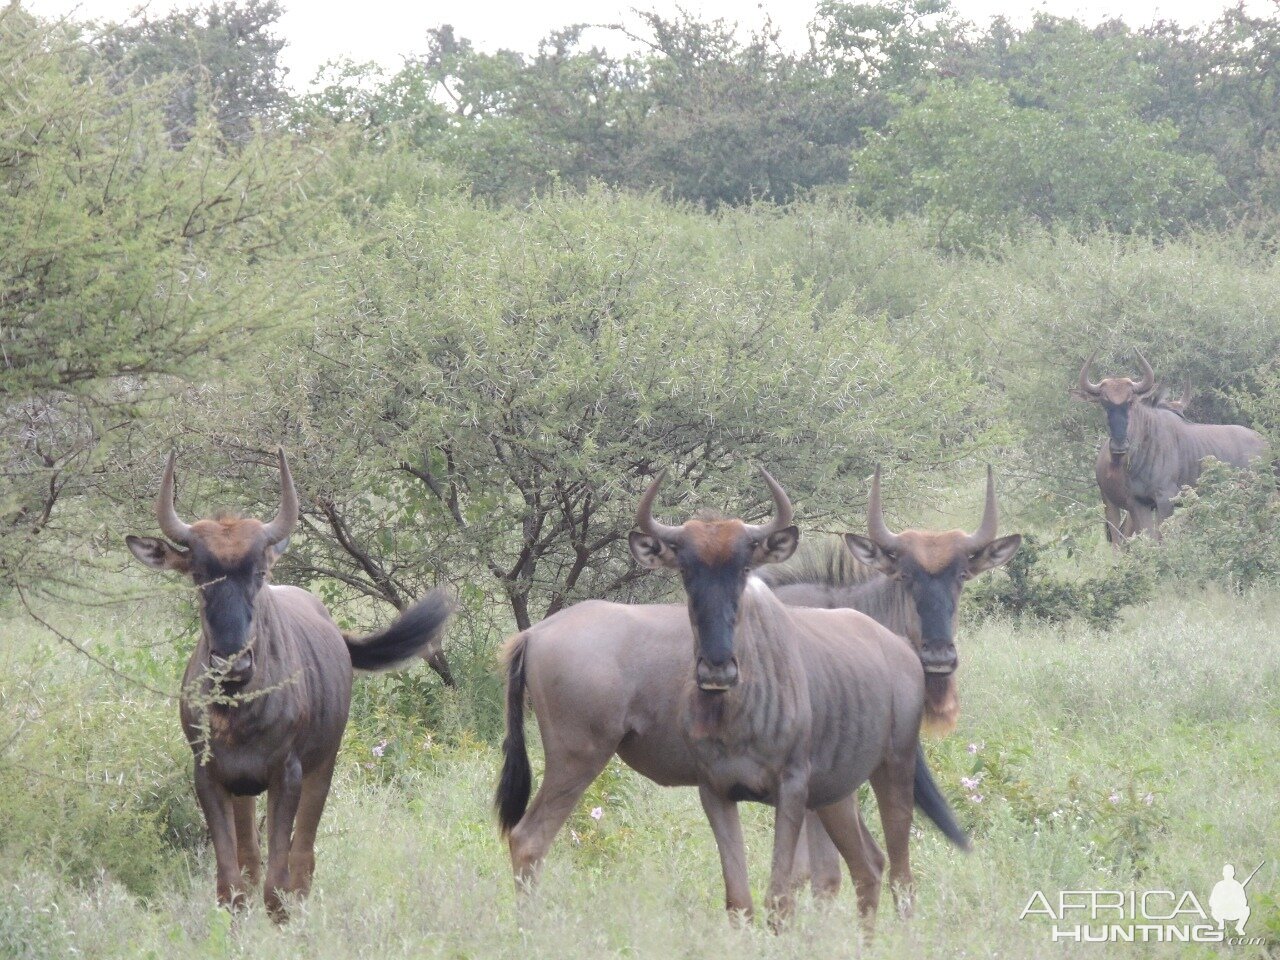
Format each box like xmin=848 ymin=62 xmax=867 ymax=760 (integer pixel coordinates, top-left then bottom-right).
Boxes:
xmin=1094 ymin=383 xmax=1191 ymax=549
xmin=127 ymin=450 xmax=453 ymax=919
xmin=495 ymin=468 xmax=969 ymax=926
xmin=1076 ymin=350 xmax=1269 ymax=539
xmin=761 ymin=467 xmax=1019 ymax=895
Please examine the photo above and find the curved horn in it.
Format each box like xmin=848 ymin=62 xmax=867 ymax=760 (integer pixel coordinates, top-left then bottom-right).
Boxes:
xmin=866 ymin=465 xmax=903 ymax=551
xmin=962 ymin=465 xmax=999 ymax=550
xmin=746 ymin=467 xmax=794 ymax=537
xmin=1077 ymin=349 xmax=1102 ymax=396
xmin=1130 ymin=348 xmax=1155 ymax=395
xmin=156 ymin=450 xmax=193 ymax=544
xmin=634 ymin=468 xmax=682 ymax=541
xmin=261 ymin=447 xmax=299 ymax=545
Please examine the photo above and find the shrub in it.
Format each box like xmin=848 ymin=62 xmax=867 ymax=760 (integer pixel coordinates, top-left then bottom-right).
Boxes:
xmin=1142 ymin=457 xmax=1280 ymax=590
xmin=965 ymin=534 xmax=1152 ymax=627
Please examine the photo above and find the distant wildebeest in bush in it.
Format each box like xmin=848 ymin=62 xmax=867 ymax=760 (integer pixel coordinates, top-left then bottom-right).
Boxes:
xmin=126 ymin=450 xmax=453 ymax=920
xmin=496 ymin=468 xmax=969 ymax=926
xmin=762 ymin=467 xmax=1018 ymax=897
xmin=1093 ymin=383 xmax=1192 ymax=549
xmin=1075 ymin=349 xmax=1269 ymax=540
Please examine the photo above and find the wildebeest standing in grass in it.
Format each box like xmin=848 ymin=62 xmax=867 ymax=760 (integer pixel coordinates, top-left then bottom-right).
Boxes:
xmin=762 ymin=466 xmax=1019 ymax=895
xmin=1092 ymin=382 xmax=1191 ymax=550
xmin=126 ymin=450 xmax=453 ymax=920
xmin=496 ymin=468 xmax=969 ymax=924
xmin=1076 ymin=349 xmax=1269 ymax=540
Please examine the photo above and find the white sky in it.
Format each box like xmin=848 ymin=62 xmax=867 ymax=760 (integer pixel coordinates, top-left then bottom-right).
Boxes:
xmin=24 ymin=0 xmax=1269 ymax=88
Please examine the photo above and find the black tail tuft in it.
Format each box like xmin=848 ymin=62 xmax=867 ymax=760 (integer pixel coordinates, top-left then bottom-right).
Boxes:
xmin=345 ymin=588 xmax=454 ymax=672
xmin=914 ymin=743 xmax=972 ymax=851
xmin=495 ymin=633 xmax=532 ymax=836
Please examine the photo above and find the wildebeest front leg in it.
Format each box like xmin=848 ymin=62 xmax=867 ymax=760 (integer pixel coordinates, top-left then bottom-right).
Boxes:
xmin=232 ymin=796 xmax=261 ymax=886
xmin=698 ymin=784 xmax=752 ymax=921
xmin=764 ymin=771 xmax=808 ymax=925
xmin=870 ymin=759 xmax=915 ymax=918
xmin=263 ymin=753 xmax=303 ymax=923
xmin=193 ymin=765 xmax=246 ymax=910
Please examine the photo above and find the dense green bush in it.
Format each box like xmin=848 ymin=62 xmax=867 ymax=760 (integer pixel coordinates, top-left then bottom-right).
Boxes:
xmin=965 ymin=534 xmax=1153 ymax=627
xmin=1141 ymin=458 xmax=1280 ymax=590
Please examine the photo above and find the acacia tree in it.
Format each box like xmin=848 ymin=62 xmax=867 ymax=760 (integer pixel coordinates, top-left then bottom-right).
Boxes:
xmin=0 ymin=7 xmax=323 ymax=596
xmin=178 ymin=189 xmax=987 ymax=639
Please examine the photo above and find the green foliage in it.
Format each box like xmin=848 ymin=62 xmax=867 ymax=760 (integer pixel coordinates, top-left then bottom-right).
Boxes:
xmin=172 ymin=187 xmax=989 ymax=633
xmin=1142 ymin=458 xmax=1280 ymax=590
xmin=966 ymin=534 xmax=1152 ymax=627
xmin=850 ymin=74 xmax=1222 ymax=248
xmin=0 ymin=6 xmax=326 ymax=601
xmin=939 ymin=740 xmax=1167 ymax=875
xmin=97 ymin=0 xmax=289 ymax=142
xmin=0 ymin=621 xmax=200 ymax=898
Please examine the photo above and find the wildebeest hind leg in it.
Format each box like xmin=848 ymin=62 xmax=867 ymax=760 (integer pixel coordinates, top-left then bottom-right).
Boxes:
xmin=869 ymin=759 xmax=915 ymax=919
xmin=232 ymin=796 xmax=261 ymax=886
xmin=803 ymin=812 xmax=844 ymax=900
xmin=815 ymin=795 xmax=883 ymax=925
xmin=507 ymin=743 xmax=612 ymax=891
xmin=698 ymin=784 xmax=752 ymax=922
xmin=286 ymin=752 xmax=337 ymax=899
xmin=263 ymin=753 xmax=303 ymax=923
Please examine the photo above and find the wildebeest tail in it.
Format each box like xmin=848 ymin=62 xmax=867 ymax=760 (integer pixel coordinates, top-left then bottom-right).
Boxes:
xmin=495 ymin=633 xmax=532 ymax=836
xmin=914 ymin=743 xmax=972 ymax=851
xmin=344 ymin=588 xmax=454 ymax=671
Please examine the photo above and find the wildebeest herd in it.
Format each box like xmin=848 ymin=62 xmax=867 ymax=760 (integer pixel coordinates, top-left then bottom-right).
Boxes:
xmin=124 ymin=349 xmax=1269 ymax=928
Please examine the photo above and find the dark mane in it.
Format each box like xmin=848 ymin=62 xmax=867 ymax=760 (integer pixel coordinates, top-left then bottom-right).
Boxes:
xmin=756 ymin=534 xmax=880 ymax=589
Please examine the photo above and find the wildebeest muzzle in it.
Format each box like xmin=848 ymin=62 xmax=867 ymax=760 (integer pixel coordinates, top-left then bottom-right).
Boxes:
xmin=696 ymin=656 xmax=740 ymax=691
xmin=919 ymin=642 xmax=958 ymax=675
xmin=209 ymin=648 xmax=255 ymax=685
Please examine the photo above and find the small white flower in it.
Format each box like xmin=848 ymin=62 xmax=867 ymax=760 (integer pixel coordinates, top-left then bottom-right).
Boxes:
xmin=969 ymin=793 xmax=984 ymax=804
xmin=590 ymin=806 xmax=604 ymax=821
xmin=1109 ymin=791 xmax=1121 ymax=804
xmin=1142 ymin=793 xmax=1154 ymax=806
xmin=372 ymin=739 xmax=388 ymax=758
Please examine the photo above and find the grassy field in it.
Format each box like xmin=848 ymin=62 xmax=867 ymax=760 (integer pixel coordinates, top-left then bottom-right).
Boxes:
xmin=2 ymin=578 xmax=1278 ymax=959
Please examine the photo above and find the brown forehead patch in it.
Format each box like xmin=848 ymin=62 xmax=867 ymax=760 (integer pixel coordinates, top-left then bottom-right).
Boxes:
xmin=189 ymin=517 xmax=267 ymax=565
xmin=1099 ymin=378 xmax=1138 ymax=405
xmin=682 ymin=518 xmax=748 ymax=565
xmin=896 ymin=530 xmax=971 ymax=573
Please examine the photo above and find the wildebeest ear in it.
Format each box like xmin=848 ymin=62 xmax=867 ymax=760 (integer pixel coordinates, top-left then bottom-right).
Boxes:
xmin=125 ymin=535 xmax=190 ymax=572
xmin=1068 ymin=388 xmax=1096 ymax=402
xmin=628 ymin=531 xmax=678 ymax=570
xmin=268 ymin=536 xmax=290 ymax=563
xmin=843 ymin=533 xmax=898 ymax=574
xmin=967 ymin=534 xmax=1021 ymax=574
xmin=751 ymin=525 xmax=799 ymax=566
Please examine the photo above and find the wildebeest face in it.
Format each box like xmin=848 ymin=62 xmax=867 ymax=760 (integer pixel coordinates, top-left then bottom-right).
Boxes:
xmin=845 ymin=466 xmax=1021 ymax=676
xmin=845 ymin=529 xmax=1019 ymax=674
xmin=125 ymin=450 xmax=299 ymax=686
xmin=1076 ymin=349 xmax=1156 ymax=454
xmin=629 ymin=470 xmax=798 ymax=692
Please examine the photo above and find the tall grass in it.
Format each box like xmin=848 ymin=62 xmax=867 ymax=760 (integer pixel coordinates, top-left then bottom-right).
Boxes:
xmin=1 ymin=577 xmax=1277 ymax=958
